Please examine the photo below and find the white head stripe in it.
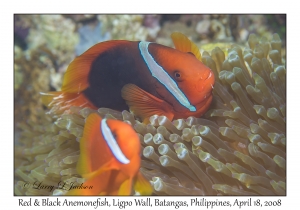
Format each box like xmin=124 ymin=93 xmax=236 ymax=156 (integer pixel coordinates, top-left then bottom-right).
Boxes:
xmin=139 ymin=41 xmax=196 ymax=112
xmin=101 ymin=119 xmax=130 ymax=164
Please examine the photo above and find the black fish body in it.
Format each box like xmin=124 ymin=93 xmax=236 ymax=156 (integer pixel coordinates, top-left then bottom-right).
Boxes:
xmin=41 ymin=33 xmax=215 ymax=122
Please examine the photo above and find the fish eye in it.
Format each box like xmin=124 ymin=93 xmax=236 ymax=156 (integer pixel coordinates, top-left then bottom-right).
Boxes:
xmin=174 ymin=71 xmax=183 ymax=82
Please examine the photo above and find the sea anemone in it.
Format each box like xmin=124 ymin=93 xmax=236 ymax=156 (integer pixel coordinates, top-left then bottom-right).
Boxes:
xmin=14 ymin=33 xmax=285 ymax=196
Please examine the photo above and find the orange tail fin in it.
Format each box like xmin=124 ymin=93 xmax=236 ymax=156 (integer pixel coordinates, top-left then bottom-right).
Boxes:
xmin=40 ymin=91 xmax=97 ymax=114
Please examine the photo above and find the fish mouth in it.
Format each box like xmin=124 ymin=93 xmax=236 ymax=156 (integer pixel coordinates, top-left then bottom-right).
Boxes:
xmin=205 ymin=72 xmax=213 ymax=81
xmin=197 ymin=71 xmax=215 ymax=93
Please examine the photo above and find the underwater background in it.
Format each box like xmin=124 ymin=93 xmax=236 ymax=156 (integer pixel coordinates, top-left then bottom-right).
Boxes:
xmin=14 ymin=14 xmax=286 ymax=195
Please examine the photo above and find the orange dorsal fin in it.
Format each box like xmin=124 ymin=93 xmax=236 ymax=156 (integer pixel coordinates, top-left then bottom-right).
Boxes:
xmin=134 ymin=172 xmax=153 ymax=195
xmin=77 ymin=113 xmax=120 ymax=176
xmin=121 ymin=84 xmax=174 ymax=123
xmin=61 ymin=40 xmax=128 ymax=93
xmin=171 ymin=32 xmax=202 ymax=61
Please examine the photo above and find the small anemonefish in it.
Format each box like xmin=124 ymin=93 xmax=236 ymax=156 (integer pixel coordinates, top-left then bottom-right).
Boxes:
xmin=41 ymin=32 xmax=215 ymax=122
xmin=66 ymin=113 xmax=152 ymax=195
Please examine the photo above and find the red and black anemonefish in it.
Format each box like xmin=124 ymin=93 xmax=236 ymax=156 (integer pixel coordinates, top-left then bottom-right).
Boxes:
xmin=41 ymin=32 xmax=215 ymax=122
xmin=66 ymin=113 xmax=152 ymax=195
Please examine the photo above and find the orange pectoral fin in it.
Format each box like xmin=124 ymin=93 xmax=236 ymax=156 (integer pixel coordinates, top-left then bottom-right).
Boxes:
xmin=133 ymin=172 xmax=153 ymax=195
xmin=81 ymin=159 xmax=120 ymax=180
xmin=121 ymin=84 xmax=174 ymax=122
xmin=171 ymin=32 xmax=202 ymax=61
